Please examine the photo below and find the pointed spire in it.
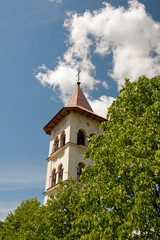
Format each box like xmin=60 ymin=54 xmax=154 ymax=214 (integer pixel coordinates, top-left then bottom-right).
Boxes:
xmin=66 ymin=83 xmax=93 ymax=112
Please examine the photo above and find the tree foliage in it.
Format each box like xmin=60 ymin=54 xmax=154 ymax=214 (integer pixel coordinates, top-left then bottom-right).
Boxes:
xmin=82 ymin=75 xmax=160 ymax=239
xmin=0 ymin=75 xmax=160 ymax=239
xmin=34 ymin=179 xmax=81 ymax=240
xmin=0 ymin=198 xmax=41 ymax=240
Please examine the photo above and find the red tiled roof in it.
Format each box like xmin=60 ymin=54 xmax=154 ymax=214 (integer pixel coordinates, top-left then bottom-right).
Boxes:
xmin=66 ymin=84 xmax=93 ymax=112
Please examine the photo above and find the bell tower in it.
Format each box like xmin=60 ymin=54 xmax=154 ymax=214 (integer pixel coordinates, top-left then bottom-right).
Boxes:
xmin=43 ymin=80 xmax=106 ymax=204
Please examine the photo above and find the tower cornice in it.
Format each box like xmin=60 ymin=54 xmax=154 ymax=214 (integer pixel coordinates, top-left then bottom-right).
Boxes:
xmin=43 ymin=106 xmax=107 ymax=135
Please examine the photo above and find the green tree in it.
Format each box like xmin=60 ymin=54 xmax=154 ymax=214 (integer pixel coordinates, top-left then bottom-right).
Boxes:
xmin=0 ymin=198 xmax=41 ymax=240
xmin=76 ymin=75 xmax=160 ymax=239
xmin=35 ymin=179 xmax=81 ymax=240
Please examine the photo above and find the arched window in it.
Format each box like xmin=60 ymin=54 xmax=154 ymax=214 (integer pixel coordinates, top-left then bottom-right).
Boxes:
xmin=77 ymin=162 xmax=85 ymax=181
xmin=53 ymin=136 xmax=59 ymax=152
xmin=60 ymin=131 xmax=66 ymax=147
xmin=51 ymin=169 xmax=56 ymax=186
xmin=77 ymin=130 xmax=85 ymax=145
xmin=58 ymin=164 xmax=63 ymax=182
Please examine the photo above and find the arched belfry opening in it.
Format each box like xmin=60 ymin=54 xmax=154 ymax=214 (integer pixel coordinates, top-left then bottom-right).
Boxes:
xmin=77 ymin=162 xmax=85 ymax=181
xmin=58 ymin=164 xmax=63 ymax=183
xmin=60 ymin=131 xmax=66 ymax=147
xmin=77 ymin=129 xmax=85 ymax=146
xmin=51 ymin=169 xmax=56 ymax=186
xmin=53 ymin=136 xmax=59 ymax=152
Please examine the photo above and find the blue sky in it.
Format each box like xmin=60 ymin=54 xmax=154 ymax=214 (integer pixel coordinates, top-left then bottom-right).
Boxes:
xmin=0 ymin=0 xmax=160 ymax=221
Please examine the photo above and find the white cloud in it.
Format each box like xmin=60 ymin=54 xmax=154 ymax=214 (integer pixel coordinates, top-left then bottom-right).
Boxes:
xmin=49 ymin=0 xmax=62 ymax=3
xmin=36 ymin=0 xmax=160 ymax=116
xmin=89 ymin=95 xmax=115 ymax=118
xmin=102 ymin=81 xmax=109 ymax=90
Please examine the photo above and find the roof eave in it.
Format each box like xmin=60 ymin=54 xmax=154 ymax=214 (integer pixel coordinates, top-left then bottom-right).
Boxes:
xmin=43 ymin=106 xmax=107 ymax=135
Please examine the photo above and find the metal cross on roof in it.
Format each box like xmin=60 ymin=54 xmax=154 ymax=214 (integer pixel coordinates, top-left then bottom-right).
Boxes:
xmin=77 ymin=70 xmax=81 ymax=86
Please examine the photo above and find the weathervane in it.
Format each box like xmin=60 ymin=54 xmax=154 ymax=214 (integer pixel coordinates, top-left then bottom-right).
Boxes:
xmin=77 ymin=70 xmax=81 ymax=86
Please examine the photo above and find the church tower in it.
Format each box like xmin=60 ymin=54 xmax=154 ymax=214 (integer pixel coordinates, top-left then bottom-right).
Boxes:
xmin=43 ymin=81 xmax=106 ymax=204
